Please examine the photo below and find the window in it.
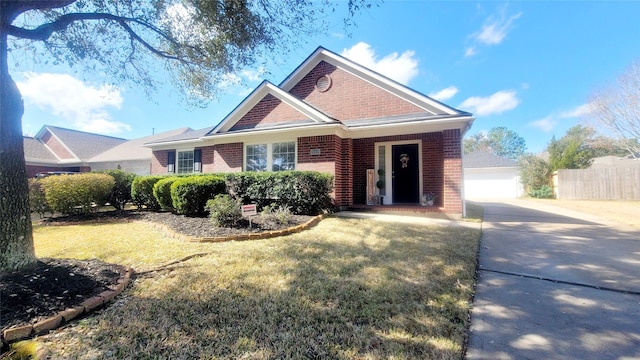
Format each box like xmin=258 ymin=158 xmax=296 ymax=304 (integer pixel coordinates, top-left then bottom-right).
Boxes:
xmin=177 ymin=150 xmax=194 ymax=174
xmin=245 ymin=142 xmax=295 ymax=172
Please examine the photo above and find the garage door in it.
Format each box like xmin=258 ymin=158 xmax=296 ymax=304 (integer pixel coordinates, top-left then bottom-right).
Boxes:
xmin=464 ymin=168 xmax=520 ymax=198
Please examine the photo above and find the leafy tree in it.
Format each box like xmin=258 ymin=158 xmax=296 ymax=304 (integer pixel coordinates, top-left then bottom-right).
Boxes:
xmin=0 ymin=0 xmax=372 ymax=272
xmin=587 ymin=60 xmax=640 ymax=157
xmin=518 ymin=153 xmax=552 ymax=195
xmin=463 ymin=126 xmax=526 ymax=160
xmin=547 ymin=125 xmax=625 ymax=171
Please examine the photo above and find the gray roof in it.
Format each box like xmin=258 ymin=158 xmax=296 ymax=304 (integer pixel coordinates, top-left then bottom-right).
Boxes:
xmin=464 ymin=151 xmax=518 ymax=169
xmin=144 ymin=127 xmax=210 ymax=145
xmin=23 ymin=137 xmax=57 ymax=161
xmin=42 ymin=126 xmax=127 ymax=160
xmin=90 ymin=128 xmax=192 ymax=162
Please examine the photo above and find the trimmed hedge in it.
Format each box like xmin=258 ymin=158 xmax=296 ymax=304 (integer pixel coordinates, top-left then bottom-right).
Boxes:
xmin=131 ymin=175 xmax=165 ymax=210
xmin=28 ymin=178 xmax=50 ymax=217
xmin=40 ymin=173 xmax=114 ymax=215
xmin=224 ymin=171 xmax=334 ymax=215
xmin=97 ymin=169 xmax=137 ymax=210
xmin=170 ymin=175 xmax=226 ymax=216
xmin=153 ymin=177 xmax=180 ymax=211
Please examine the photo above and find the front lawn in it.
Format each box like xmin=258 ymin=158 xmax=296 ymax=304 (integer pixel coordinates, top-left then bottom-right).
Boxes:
xmin=33 ymin=217 xmax=480 ymax=359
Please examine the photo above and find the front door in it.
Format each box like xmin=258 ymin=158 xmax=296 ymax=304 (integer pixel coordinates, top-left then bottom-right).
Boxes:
xmin=392 ymin=144 xmax=419 ymax=203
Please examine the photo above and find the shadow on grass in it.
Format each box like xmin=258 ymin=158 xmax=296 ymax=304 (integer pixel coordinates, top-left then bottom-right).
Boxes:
xmin=37 ymin=218 xmax=480 ymax=359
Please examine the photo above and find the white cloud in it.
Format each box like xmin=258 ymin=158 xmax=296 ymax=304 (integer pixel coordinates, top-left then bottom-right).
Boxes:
xmin=341 ymin=42 xmax=419 ymax=85
xmin=466 ymin=5 xmax=522 ymax=57
xmin=476 ymin=11 xmax=522 ymax=45
xmin=16 ymin=72 xmax=130 ymax=134
xmin=429 ymin=86 xmax=459 ymax=101
xmin=528 ymin=116 xmax=557 ymax=132
xmin=559 ymin=104 xmax=591 ymax=118
xmin=459 ymin=90 xmax=520 ymax=116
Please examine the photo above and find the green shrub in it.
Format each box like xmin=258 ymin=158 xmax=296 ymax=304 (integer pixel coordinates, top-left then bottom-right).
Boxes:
xmin=153 ymin=177 xmax=180 ymax=211
xmin=97 ymin=169 xmax=136 ymax=210
xmin=40 ymin=173 xmax=115 ymax=215
xmin=528 ymin=185 xmax=555 ymax=199
xmin=131 ymin=175 xmax=165 ymax=210
xmin=206 ymin=194 xmax=243 ymax=227
xmin=224 ymin=171 xmax=334 ymax=215
xmin=170 ymin=175 xmax=226 ymax=216
xmin=261 ymin=204 xmax=293 ymax=227
xmin=28 ymin=178 xmax=50 ymax=217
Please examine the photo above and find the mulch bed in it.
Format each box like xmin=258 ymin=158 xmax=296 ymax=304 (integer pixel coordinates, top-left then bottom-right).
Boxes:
xmin=1 ymin=210 xmax=313 ymax=335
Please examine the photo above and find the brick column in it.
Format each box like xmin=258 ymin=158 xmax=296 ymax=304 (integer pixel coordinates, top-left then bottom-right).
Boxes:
xmin=443 ymin=129 xmax=463 ymax=214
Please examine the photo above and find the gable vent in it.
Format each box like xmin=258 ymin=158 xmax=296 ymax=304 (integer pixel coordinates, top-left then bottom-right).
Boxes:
xmin=315 ymin=75 xmax=332 ymax=92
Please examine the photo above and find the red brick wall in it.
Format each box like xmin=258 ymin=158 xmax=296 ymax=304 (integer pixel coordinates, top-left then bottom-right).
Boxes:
xmin=335 ymin=137 xmax=353 ymax=209
xmin=230 ymin=94 xmax=307 ymax=131
xmin=422 ymin=132 xmax=444 ymax=206
xmin=197 ymin=146 xmax=215 ymax=173
xmin=443 ymin=129 xmax=463 ymax=213
xmin=151 ymin=150 xmax=170 ymax=174
xmin=41 ymin=131 xmax=74 ymax=159
xmin=297 ymin=135 xmax=337 ymax=174
xmin=213 ymin=143 xmax=243 ymax=172
xmin=289 ymin=61 xmax=425 ymax=121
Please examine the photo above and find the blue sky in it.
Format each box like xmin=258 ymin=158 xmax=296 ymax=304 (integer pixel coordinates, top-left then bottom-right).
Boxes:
xmin=13 ymin=1 xmax=640 ymax=154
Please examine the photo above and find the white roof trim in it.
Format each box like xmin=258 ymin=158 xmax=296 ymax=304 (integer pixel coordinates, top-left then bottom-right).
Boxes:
xmin=279 ymin=47 xmax=466 ymax=117
xmin=209 ymin=81 xmax=336 ymax=135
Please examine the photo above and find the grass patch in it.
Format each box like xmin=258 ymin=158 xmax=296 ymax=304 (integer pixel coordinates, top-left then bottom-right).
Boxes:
xmin=34 ymin=218 xmax=480 ymax=359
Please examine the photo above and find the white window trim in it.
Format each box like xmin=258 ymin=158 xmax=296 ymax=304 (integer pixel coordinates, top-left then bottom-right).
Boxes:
xmin=244 ymin=141 xmax=297 ymax=172
xmin=176 ymin=148 xmax=195 ymax=174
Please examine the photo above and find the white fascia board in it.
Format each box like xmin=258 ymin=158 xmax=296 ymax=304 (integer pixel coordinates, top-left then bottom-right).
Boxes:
xmin=144 ymin=138 xmax=203 ymax=151
xmin=279 ymin=48 xmax=465 ymax=117
xmin=347 ymin=116 xmax=475 ymax=139
xmin=197 ymin=123 xmax=347 ymax=147
xmin=211 ymin=82 xmax=334 ymax=134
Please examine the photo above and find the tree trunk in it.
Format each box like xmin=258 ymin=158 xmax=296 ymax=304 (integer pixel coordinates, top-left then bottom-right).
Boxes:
xmin=0 ymin=28 xmax=36 ymax=274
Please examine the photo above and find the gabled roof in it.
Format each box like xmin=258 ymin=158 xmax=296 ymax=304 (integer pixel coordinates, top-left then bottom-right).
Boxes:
xmin=37 ymin=125 xmax=127 ymax=161
xmin=90 ymin=127 xmax=192 ymax=162
xmin=464 ymin=151 xmax=518 ymax=169
xmin=23 ymin=136 xmax=58 ymax=162
xmin=207 ymin=81 xmax=339 ymax=135
xmin=279 ymin=47 xmax=470 ymax=117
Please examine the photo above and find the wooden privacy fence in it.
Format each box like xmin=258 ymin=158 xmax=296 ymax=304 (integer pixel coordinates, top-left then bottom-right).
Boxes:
xmin=554 ymin=168 xmax=640 ymax=200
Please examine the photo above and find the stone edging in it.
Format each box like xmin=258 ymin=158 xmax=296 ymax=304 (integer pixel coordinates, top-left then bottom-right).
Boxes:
xmin=143 ymin=214 xmax=327 ymax=243
xmin=1 ymin=266 xmax=134 ymax=346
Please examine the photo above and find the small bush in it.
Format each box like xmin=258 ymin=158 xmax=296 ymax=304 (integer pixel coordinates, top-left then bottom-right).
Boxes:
xmin=40 ymin=173 xmax=114 ymax=215
xmin=261 ymin=204 xmax=293 ymax=227
xmin=171 ymin=175 xmax=226 ymax=216
xmin=98 ymin=169 xmax=136 ymax=210
xmin=528 ymin=185 xmax=555 ymax=199
xmin=153 ymin=177 xmax=180 ymax=211
xmin=28 ymin=178 xmax=50 ymax=217
xmin=131 ymin=175 xmax=165 ymax=210
xmin=207 ymin=194 xmax=242 ymax=227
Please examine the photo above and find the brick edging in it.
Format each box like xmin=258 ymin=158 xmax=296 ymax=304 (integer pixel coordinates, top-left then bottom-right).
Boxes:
xmin=1 ymin=266 xmax=134 ymax=345
xmin=141 ymin=214 xmax=327 ymax=243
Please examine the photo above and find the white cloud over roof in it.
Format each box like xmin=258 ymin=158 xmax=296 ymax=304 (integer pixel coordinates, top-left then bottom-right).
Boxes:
xmin=341 ymin=42 xmax=419 ymax=85
xmin=459 ymin=90 xmax=520 ymax=116
xmin=466 ymin=5 xmax=522 ymax=57
xmin=16 ymin=72 xmax=130 ymax=134
xmin=429 ymin=86 xmax=459 ymax=101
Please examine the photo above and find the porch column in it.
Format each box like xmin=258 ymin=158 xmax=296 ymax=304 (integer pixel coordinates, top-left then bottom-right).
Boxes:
xmin=443 ymin=129 xmax=463 ymax=214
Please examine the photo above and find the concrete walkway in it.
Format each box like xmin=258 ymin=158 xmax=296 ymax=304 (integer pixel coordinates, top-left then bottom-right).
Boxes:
xmin=466 ymin=199 xmax=640 ymax=360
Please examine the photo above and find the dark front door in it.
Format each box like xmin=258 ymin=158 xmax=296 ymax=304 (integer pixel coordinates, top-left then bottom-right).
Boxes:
xmin=392 ymin=144 xmax=419 ymax=204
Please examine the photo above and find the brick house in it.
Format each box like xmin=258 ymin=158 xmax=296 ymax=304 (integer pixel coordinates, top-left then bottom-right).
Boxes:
xmin=146 ymin=47 xmax=475 ymax=217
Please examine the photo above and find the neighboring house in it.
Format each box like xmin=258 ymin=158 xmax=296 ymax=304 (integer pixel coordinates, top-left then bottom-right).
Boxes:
xmin=24 ymin=125 xmax=190 ymax=176
xmin=589 ymin=154 xmax=640 ymax=169
xmin=463 ymin=151 xmax=522 ymax=199
xmin=146 ymin=47 xmax=475 ymax=216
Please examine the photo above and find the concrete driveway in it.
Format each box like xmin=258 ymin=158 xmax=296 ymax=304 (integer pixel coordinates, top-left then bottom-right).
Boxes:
xmin=466 ymin=199 xmax=640 ymax=360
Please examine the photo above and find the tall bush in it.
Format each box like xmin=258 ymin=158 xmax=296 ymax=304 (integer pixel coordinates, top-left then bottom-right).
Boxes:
xmin=98 ymin=169 xmax=136 ymax=210
xmin=40 ymin=173 xmax=115 ymax=215
xmin=224 ymin=171 xmax=334 ymax=215
xmin=170 ymin=175 xmax=226 ymax=216
xmin=153 ymin=176 xmax=180 ymax=211
xmin=206 ymin=194 xmax=242 ymax=227
xmin=131 ymin=175 xmax=165 ymax=210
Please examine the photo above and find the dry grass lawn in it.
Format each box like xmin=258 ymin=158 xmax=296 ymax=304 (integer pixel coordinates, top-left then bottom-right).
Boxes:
xmin=526 ymin=199 xmax=640 ymax=227
xmin=30 ymin=217 xmax=480 ymax=359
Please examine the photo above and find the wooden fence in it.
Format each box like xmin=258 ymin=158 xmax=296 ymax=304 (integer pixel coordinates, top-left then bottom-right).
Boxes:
xmin=554 ymin=168 xmax=640 ymax=200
